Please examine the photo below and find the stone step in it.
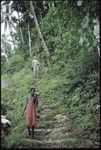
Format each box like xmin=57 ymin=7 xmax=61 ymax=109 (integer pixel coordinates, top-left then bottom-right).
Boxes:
xmin=22 ymin=138 xmax=94 ymax=148
xmin=34 ymin=127 xmax=66 ymax=133
xmin=36 ymin=120 xmax=58 ymax=128
xmin=25 ymin=129 xmax=72 ymax=141
xmin=21 ymin=138 xmax=74 ymax=148
xmin=24 ymin=127 xmax=67 ymax=140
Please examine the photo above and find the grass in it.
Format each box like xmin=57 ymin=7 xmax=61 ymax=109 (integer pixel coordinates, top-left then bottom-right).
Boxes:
xmin=1 ymin=65 xmax=34 ymax=148
xmin=1 ymin=2 xmax=100 ymax=148
xmin=1 ymin=62 xmax=100 ymax=148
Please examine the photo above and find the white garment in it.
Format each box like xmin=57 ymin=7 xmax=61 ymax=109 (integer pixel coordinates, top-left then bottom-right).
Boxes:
xmin=32 ymin=59 xmax=40 ymax=78
xmin=1 ymin=115 xmax=6 ymax=119
xmin=1 ymin=118 xmax=10 ymax=125
xmin=32 ymin=59 xmax=39 ymax=66
xmin=1 ymin=115 xmax=10 ymax=124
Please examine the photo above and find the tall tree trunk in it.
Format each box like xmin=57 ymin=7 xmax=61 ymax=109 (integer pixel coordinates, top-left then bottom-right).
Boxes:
xmin=5 ymin=53 xmax=9 ymax=63
xmin=30 ymin=1 xmax=50 ymax=65
xmin=2 ymin=49 xmax=9 ymax=63
xmin=13 ymin=38 xmax=16 ymax=50
xmin=48 ymin=2 xmax=50 ymax=9
xmin=28 ymin=21 xmax=32 ymax=57
xmin=97 ymin=45 xmax=100 ymax=57
xmin=1 ymin=39 xmax=9 ymax=63
xmin=17 ymin=12 xmax=24 ymax=44
xmin=52 ymin=2 xmax=55 ymax=9
xmin=20 ymin=27 xmax=24 ymax=44
xmin=39 ymin=10 xmax=42 ymax=21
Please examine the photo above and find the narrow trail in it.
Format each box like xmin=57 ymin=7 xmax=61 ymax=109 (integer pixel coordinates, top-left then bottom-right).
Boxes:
xmin=1 ymin=80 xmax=98 ymax=148
xmin=21 ymin=80 xmax=96 ymax=148
xmin=23 ymin=99 xmax=73 ymax=148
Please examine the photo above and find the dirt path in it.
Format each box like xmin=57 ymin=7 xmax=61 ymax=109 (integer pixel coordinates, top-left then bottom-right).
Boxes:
xmin=22 ymin=96 xmax=96 ymax=148
xmin=21 ymin=82 xmax=96 ymax=148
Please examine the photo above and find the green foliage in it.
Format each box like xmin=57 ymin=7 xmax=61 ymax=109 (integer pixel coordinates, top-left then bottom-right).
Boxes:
xmin=1 ymin=65 xmax=34 ymax=148
xmin=2 ymin=54 xmax=25 ymax=74
xmin=16 ymin=44 xmax=30 ymax=60
xmin=1 ymin=1 xmax=99 ymax=148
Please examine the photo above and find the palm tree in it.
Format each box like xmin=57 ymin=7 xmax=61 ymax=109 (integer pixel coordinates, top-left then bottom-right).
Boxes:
xmin=30 ymin=1 xmax=50 ymax=66
xmin=17 ymin=12 xmax=25 ymax=44
xmin=28 ymin=20 xmax=32 ymax=57
xmin=10 ymin=1 xmax=32 ymax=56
xmin=1 ymin=1 xmax=15 ymax=32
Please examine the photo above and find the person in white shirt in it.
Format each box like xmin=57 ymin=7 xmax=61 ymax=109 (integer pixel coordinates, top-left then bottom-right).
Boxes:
xmin=32 ymin=56 xmax=40 ymax=79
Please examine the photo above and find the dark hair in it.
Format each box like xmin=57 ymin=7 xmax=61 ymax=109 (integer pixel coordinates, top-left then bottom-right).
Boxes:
xmin=30 ymin=87 xmax=35 ymax=92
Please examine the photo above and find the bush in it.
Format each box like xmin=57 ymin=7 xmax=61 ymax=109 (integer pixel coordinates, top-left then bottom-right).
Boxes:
xmin=2 ymin=55 xmax=25 ymax=74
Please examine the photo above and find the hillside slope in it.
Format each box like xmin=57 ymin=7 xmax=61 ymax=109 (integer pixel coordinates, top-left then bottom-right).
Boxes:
xmin=1 ymin=2 xmax=100 ymax=148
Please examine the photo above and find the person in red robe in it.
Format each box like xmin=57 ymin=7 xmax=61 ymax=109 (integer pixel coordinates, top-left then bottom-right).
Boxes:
xmin=23 ymin=87 xmax=38 ymax=138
